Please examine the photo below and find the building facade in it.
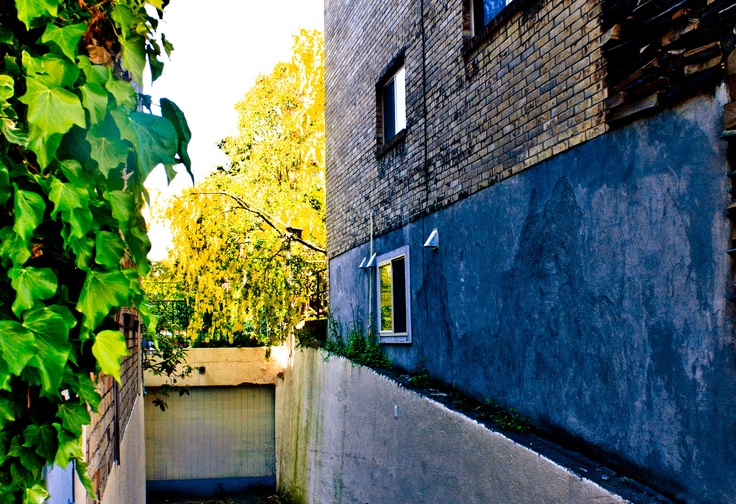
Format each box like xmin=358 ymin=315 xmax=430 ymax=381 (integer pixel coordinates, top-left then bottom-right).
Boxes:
xmin=325 ymin=0 xmax=736 ymax=502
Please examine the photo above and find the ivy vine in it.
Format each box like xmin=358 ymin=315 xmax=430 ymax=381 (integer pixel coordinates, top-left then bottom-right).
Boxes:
xmin=0 ymin=0 xmax=190 ymax=502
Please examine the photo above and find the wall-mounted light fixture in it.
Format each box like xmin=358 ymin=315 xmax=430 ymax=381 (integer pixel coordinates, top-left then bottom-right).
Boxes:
xmin=423 ymin=229 xmax=439 ymax=250
xmin=359 ymin=253 xmax=377 ymax=270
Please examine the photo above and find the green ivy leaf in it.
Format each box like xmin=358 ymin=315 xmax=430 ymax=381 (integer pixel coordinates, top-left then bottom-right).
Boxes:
xmin=26 ymin=129 xmax=62 ymax=168
xmin=104 ymin=190 xmax=134 ymax=227
xmin=0 ymin=320 xmax=36 ymax=375
xmin=0 ymin=161 xmax=10 ymax=207
xmin=0 ymin=226 xmax=31 ymax=269
xmin=95 ymin=231 xmax=126 ymax=268
xmin=0 ymin=75 xmax=13 ymax=102
xmin=160 ymin=98 xmax=193 ymax=182
xmin=0 ymin=27 xmax=13 ymax=44
xmin=13 ymin=184 xmax=45 ymax=242
xmin=120 ymin=35 xmax=146 ymax=86
xmin=48 ymin=177 xmax=88 ymax=218
xmin=0 ymin=358 xmax=11 ymax=391
xmin=124 ymin=220 xmax=151 ymax=274
xmin=77 ymin=56 xmax=110 ymax=86
xmin=67 ymin=235 xmax=94 ymax=270
xmin=61 ymin=206 xmax=94 ymax=241
xmin=22 ymin=423 xmax=57 ymax=461
xmin=76 ymin=269 xmax=130 ymax=329
xmin=161 ymin=33 xmax=174 ymax=57
xmin=148 ymin=43 xmax=164 ymax=82
xmin=5 ymin=54 xmax=21 ymax=76
xmin=19 ymin=77 xmax=85 ymax=142
xmin=14 ymin=0 xmax=59 ymax=29
xmin=0 ymin=396 xmax=15 ymax=424
xmin=40 ymin=23 xmax=86 ymax=62
xmin=75 ymin=460 xmax=96 ymax=499
xmin=111 ymin=5 xmax=138 ymax=38
xmin=24 ymin=306 xmax=74 ymax=396
xmin=74 ymin=372 xmax=101 ymax=412
xmin=53 ymin=424 xmax=82 ymax=467
xmin=58 ymin=159 xmax=85 ymax=183
xmin=128 ymin=112 xmax=177 ymax=180
xmin=1 ymin=118 xmax=29 ymax=147
xmin=163 ymin=164 xmax=177 ymax=184
xmin=105 ymin=79 xmax=137 ymax=110
xmin=8 ymin=267 xmax=57 ymax=317
xmin=22 ymin=484 xmax=49 ymax=504
xmin=86 ymin=126 xmax=129 ymax=177
xmin=79 ymin=83 xmax=108 ymax=126
xmin=56 ymin=400 xmax=90 ymax=436
xmin=10 ymin=460 xmax=32 ymax=490
xmin=22 ymin=52 xmax=79 ymax=89
xmin=91 ymin=330 xmax=129 ymax=383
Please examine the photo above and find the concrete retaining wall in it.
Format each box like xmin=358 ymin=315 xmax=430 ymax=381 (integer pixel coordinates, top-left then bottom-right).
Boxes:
xmin=275 ymin=348 xmax=627 ymax=504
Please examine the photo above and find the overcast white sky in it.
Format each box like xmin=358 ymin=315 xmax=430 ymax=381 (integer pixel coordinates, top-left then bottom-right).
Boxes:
xmin=144 ymin=0 xmax=324 ymax=261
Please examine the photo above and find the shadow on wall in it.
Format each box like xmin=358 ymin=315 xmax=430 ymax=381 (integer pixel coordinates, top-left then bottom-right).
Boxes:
xmin=491 ymin=178 xmax=627 ymax=431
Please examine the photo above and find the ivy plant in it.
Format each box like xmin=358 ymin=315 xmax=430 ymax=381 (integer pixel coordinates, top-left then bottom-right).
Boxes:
xmin=0 ymin=0 xmax=191 ymax=502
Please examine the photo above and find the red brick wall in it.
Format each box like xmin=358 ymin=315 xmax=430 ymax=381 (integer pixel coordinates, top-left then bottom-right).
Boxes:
xmin=85 ymin=308 xmax=141 ymax=503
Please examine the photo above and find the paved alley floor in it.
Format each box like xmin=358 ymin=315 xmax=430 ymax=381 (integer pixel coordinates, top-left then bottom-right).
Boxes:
xmin=148 ymin=496 xmax=283 ymax=504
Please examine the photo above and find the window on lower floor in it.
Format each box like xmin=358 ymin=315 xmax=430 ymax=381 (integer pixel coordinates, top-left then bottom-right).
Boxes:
xmin=376 ymin=246 xmax=411 ymax=344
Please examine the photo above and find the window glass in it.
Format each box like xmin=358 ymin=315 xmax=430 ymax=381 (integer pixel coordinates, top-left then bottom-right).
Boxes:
xmin=379 ymin=263 xmax=393 ymax=332
xmin=394 ymin=66 xmax=406 ymax=133
xmin=472 ymin=0 xmax=514 ymax=32
xmin=382 ymin=65 xmax=406 ymax=143
xmin=483 ymin=0 xmax=507 ymax=25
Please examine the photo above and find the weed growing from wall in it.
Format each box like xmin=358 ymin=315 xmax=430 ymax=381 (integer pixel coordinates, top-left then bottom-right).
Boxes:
xmin=324 ymin=316 xmax=391 ymax=369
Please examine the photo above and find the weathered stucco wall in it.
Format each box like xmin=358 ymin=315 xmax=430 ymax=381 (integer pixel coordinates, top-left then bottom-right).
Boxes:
xmin=328 ymin=93 xmax=736 ymax=503
xmin=276 ymin=348 xmax=628 ymax=504
xmin=144 ymin=347 xmax=288 ymax=387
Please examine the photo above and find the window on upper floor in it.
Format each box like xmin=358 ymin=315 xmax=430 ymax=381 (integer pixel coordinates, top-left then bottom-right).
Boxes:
xmin=469 ymin=0 xmax=514 ymax=37
xmin=376 ymin=246 xmax=411 ymax=344
xmin=376 ymin=53 xmax=407 ymax=156
xmin=381 ymin=65 xmax=406 ymax=143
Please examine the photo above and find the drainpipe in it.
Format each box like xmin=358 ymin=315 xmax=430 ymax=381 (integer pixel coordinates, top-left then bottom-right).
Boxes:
xmin=368 ymin=212 xmax=374 ymax=336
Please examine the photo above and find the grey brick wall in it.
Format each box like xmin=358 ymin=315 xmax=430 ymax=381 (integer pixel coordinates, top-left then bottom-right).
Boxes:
xmin=326 ymin=0 xmax=607 ymax=258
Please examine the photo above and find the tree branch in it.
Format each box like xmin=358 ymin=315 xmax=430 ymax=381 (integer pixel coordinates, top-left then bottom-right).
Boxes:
xmin=190 ymin=191 xmax=327 ymax=255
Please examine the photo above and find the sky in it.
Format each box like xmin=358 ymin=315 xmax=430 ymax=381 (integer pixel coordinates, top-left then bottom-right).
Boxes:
xmin=144 ymin=0 xmax=324 ymax=261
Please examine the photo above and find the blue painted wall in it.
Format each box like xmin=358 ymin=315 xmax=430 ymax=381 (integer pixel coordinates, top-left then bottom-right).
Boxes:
xmin=328 ymin=95 xmax=736 ymax=503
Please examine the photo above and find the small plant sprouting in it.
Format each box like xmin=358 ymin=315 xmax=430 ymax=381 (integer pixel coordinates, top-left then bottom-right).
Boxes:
xmin=325 ymin=315 xmax=392 ymax=369
xmin=408 ymin=368 xmax=431 ymax=388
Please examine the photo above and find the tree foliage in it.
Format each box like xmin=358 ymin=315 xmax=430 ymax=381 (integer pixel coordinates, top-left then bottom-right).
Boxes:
xmin=160 ymin=30 xmax=325 ymax=346
xmin=140 ymin=260 xmax=193 ymax=411
xmin=0 ymin=0 xmax=189 ymax=501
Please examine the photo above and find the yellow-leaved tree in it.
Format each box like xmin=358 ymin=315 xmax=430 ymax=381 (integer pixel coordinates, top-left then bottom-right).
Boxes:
xmin=159 ymin=29 xmax=325 ymax=345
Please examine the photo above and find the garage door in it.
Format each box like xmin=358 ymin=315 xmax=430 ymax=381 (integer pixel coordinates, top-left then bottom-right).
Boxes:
xmin=145 ymin=385 xmax=275 ymax=497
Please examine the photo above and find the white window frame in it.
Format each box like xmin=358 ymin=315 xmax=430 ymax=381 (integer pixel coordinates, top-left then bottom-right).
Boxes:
xmin=381 ymin=65 xmax=406 ymax=143
xmin=375 ymin=245 xmax=411 ymax=344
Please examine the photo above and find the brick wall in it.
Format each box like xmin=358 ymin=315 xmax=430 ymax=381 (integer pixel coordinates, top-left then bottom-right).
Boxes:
xmin=325 ymin=0 xmax=608 ymax=257
xmin=85 ymin=308 xmax=142 ymax=503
